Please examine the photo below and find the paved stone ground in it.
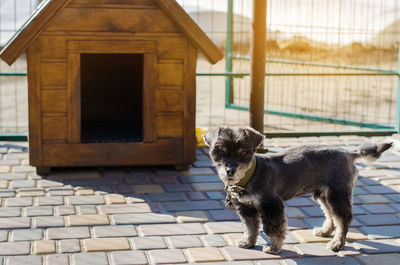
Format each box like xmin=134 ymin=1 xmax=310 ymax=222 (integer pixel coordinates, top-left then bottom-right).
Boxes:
xmin=1 ymin=136 xmax=400 ymax=264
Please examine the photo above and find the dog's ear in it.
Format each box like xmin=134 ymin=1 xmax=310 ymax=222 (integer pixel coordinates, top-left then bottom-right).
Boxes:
xmin=202 ymin=127 xmax=220 ymax=147
xmin=243 ymin=127 xmax=264 ymax=150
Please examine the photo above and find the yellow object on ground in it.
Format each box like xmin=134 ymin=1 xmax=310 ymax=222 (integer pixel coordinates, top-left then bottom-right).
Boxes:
xmin=196 ymin=128 xmax=208 ymax=147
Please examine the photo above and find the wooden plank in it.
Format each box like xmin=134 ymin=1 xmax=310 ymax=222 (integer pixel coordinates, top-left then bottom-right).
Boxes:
xmin=158 ymin=63 xmax=183 ymax=88
xmin=41 ymin=63 xmax=67 ymax=87
xmin=42 ymin=139 xmax=182 ymax=166
xmin=68 ymin=40 xmax=156 ymax=54
xmin=46 ymin=8 xmax=179 ymax=33
xmin=156 ymin=114 xmax=183 ymax=138
xmin=183 ymin=43 xmax=197 ymax=163
xmin=27 ymin=40 xmax=42 ymax=166
xmin=0 ymin=0 xmax=71 ymax=65
xmin=67 ymin=53 xmax=81 ymax=143
xmin=41 ymin=90 xmax=67 ymax=113
xmin=143 ymin=53 xmax=157 ymax=142
xmin=69 ymin=0 xmax=156 ymax=8
xmin=39 ymin=36 xmax=67 ymax=62
xmin=155 ymin=90 xmax=184 ymax=113
xmin=157 ymin=37 xmax=186 ymax=60
xmin=42 ymin=117 xmax=67 ymax=140
xmin=153 ymin=0 xmax=223 ymax=65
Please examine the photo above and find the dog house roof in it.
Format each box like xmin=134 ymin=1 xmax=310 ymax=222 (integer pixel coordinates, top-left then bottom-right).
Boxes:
xmin=0 ymin=0 xmax=223 ymax=66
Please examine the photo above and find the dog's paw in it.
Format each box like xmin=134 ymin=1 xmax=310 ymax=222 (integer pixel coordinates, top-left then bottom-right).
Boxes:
xmin=313 ymin=227 xmax=332 ymax=237
xmin=235 ymin=239 xmax=255 ymax=249
xmin=262 ymin=245 xmax=280 ymax=254
xmin=327 ymin=239 xmax=345 ymax=252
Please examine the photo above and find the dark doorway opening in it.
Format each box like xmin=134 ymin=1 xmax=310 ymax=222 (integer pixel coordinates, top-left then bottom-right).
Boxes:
xmin=80 ymin=53 xmax=143 ymax=143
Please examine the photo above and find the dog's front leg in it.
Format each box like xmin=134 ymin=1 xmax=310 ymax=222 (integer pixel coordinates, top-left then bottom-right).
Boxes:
xmin=236 ymin=203 xmax=259 ymax=248
xmin=259 ymin=196 xmax=286 ymax=254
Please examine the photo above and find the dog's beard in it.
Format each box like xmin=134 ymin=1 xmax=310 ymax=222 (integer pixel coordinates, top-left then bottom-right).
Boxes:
xmin=217 ymin=160 xmax=253 ymax=186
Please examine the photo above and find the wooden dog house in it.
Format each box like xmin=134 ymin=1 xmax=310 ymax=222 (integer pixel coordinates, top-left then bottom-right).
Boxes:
xmin=0 ymin=0 xmax=223 ymax=174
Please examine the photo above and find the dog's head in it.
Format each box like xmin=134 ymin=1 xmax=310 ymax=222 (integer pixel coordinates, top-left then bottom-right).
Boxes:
xmin=203 ymin=126 xmax=264 ymax=185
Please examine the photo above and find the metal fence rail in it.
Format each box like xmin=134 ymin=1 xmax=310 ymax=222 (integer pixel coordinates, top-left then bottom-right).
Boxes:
xmin=0 ymin=0 xmax=399 ymax=138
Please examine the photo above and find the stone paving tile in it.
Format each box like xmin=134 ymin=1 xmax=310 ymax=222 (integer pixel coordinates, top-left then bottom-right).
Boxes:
xmin=46 ymin=254 xmax=69 ymax=265
xmin=9 ymin=180 xmax=35 ymax=189
xmin=147 ymin=192 xmax=186 ymax=202
xmin=204 ymin=221 xmax=244 ymax=234
xmin=186 ymin=191 xmax=207 ymax=201
xmin=163 ymin=201 xmax=223 ymax=211
xmin=110 ymin=250 xmax=148 ymax=265
xmin=360 ymin=204 xmax=397 ymax=214
xmin=363 ymin=185 xmax=399 ymax=194
xmin=206 ymin=191 xmax=226 ymax=200
xmin=33 ymin=240 xmax=56 ymax=254
xmin=76 ymin=188 xmax=95 ymax=196
xmin=67 ymin=195 xmax=105 ymax=205
xmin=0 ymin=230 xmax=8 ymax=242
xmin=303 ymin=217 xmax=362 ymax=229
xmin=0 ymin=173 xmax=26 ymax=180
xmin=209 ymin=209 xmax=240 ymax=221
xmin=37 ymin=196 xmax=64 ymax=206
xmin=351 ymin=239 xmax=400 ymax=254
xmin=34 ymin=216 xmax=65 ymax=228
xmin=48 ymin=187 xmax=74 ymax=196
xmin=0 ymin=242 xmax=30 ymax=255
xmin=55 ymin=205 xmax=76 ymax=216
xmin=356 ymin=194 xmax=391 ymax=204
xmin=354 ymin=253 xmax=400 ymax=265
xmin=191 ymin=182 xmax=225 ymax=192
xmin=221 ymin=246 xmax=281 ymax=261
xmin=224 ymin=233 xmax=267 ymax=246
xmin=138 ymin=223 xmax=206 ymax=236
xmin=184 ymin=167 xmax=215 ymax=176
xmin=99 ymin=203 xmax=155 ymax=214
xmin=287 ymin=218 xmax=309 ymax=230
xmin=201 ymin=234 xmax=227 ymax=247
xmin=385 ymin=194 xmax=400 ymax=203
xmin=76 ymin=205 xmax=98 ymax=214
xmin=359 ymin=225 xmax=400 ymax=239
xmin=112 ymin=213 xmax=176 ymax=225
xmin=134 ymin=184 xmax=164 ymax=194
xmin=11 ymin=228 xmax=43 ymax=241
xmin=185 ymin=247 xmax=226 ymax=263
xmin=25 ymin=206 xmax=53 ymax=216
xmin=256 ymin=261 xmax=284 ymax=265
xmin=355 ymin=214 xmax=400 ymax=226
xmin=166 ymin=235 xmax=203 ymax=249
xmin=73 ymin=252 xmax=109 ymax=265
xmin=131 ymin=236 xmax=167 ymax=250
xmin=300 ymin=206 xmax=324 ymax=217
xmin=7 ymin=256 xmax=42 ymax=265
xmin=0 ymin=189 xmax=15 ymax=197
xmin=48 ymin=226 xmax=91 ymax=239
xmin=175 ymin=211 xmax=210 ymax=223
xmin=115 ymin=184 xmax=134 ymax=194
xmin=67 ymin=214 xmax=110 ymax=226
xmin=163 ymin=184 xmax=191 ymax=192
xmin=18 ymin=188 xmax=45 ymax=197
xmin=150 ymin=175 xmax=177 ymax=184
xmin=285 ymin=197 xmax=315 ymax=207
xmin=0 ymin=179 xmax=8 ymax=188
xmin=93 ymin=225 xmax=137 ymax=237
xmin=147 ymin=249 xmax=188 ymax=264
xmin=0 ymin=217 xmax=31 ymax=229
xmin=59 ymin=239 xmax=81 ymax=253
xmin=104 ymin=194 xmax=126 ymax=204
xmin=286 ymin=207 xmax=307 ymax=219
xmin=179 ymin=175 xmax=220 ymax=184
xmin=38 ymin=179 xmax=63 ymax=188
xmin=82 ymin=237 xmax=131 ymax=252
xmin=0 ymin=207 xmax=21 ymax=217
xmin=294 ymin=243 xmax=336 ymax=257
xmin=5 ymin=197 xmax=32 ymax=206
xmin=283 ymin=256 xmax=360 ymax=265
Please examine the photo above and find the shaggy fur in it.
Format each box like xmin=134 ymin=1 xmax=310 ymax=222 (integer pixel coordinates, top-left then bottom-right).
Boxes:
xmin=203 ymin=126 xmax=392 ymax=253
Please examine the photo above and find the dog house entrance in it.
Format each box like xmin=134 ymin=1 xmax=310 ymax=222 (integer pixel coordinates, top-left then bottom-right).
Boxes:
xmin=80 ymin=53 xmax=144 ymax=143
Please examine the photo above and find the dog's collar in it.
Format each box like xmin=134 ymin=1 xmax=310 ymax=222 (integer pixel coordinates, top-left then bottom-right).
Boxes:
xmin=237 ymin=157 xmax=256 ymax=188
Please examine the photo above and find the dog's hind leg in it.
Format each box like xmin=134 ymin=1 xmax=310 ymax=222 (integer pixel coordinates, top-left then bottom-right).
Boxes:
xmin=260 ymin=197 xmax=286 ymax=254
xmin=313 ymin=195 xmax=335 ymax=237
xmin=326 ymin=188 xmax=353 ymax=252
xmin=236 ymin=204 xmax=260 ymax=248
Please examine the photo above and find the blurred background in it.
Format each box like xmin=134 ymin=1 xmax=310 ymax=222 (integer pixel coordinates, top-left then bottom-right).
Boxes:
xmin=0 ymin=0 xmax=399 ymax=137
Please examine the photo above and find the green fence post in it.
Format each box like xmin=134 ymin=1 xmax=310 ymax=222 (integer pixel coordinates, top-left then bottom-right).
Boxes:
xmin=225 ymin=0 xmax=234 ymax=107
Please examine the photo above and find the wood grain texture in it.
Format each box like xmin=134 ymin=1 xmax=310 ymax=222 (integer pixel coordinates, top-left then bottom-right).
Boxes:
xmin=43 ymin=139 xmax=183 ymax=166
xmin=41 ymin=63 xmax=67 ymax=87
xmin=0 ymin=0 xmax=71 ymax=65
xmin=46 ymin=8 xmax=179 ymax=33
xmin=39 ymin=36 xmax=67 ymax=62
xmin=143 ymin=53 xmax=158 ymax=142
xmin=156 ymin=114 xmax=183 ymax=138
xmin=153 ymin=0 xmax=223 ymax=64
xmin=69 ymin=0 xmax=156 ymax=8
xmin=68 ymin=40 xmax=156 ymax=54
xmin=42 ymin=117 xmax=67 ymax=140
xmin=41 ymin=90 xmax=67 ymax=113
xmin=27 ymin=40 xmax=42 ymax=166
xmin=155 ymin=90 xmax=184 ymax=113
xmin=67 ymin=53 xmax=81 ymax=143
xmin=183 ymin=43 xmax=197 ymax=163
xmin=158 ymin=63 xmax=183 ymax=88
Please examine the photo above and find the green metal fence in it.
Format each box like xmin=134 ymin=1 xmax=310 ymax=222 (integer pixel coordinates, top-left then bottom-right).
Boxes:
xmin=1 ymin=0 xmax=400 ymax=139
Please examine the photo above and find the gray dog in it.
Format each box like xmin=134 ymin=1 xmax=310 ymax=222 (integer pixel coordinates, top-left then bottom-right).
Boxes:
xmin=203 ymin=126 xmax=392 ymax=253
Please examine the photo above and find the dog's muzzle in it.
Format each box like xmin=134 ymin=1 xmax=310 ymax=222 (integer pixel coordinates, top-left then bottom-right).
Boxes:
xmin=225 ymin=167 xmax=236 ymax=177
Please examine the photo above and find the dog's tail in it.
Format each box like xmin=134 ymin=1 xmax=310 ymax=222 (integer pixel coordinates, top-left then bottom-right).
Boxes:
xmin=353 ymin=142 xmax=393 ymax=160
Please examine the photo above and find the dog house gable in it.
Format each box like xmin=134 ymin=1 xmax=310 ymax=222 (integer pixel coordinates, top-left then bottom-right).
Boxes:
xmin=0 ymin=0 xmax=223 ymax=171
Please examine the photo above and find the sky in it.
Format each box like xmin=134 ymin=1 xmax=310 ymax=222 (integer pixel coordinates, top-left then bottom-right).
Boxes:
xmin=0 ymin=0 xmax=399 ymax=46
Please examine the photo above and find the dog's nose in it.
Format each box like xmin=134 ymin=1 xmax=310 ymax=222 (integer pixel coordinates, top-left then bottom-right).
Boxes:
xmin=226 ymin=167 xmax=236 ymax=177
